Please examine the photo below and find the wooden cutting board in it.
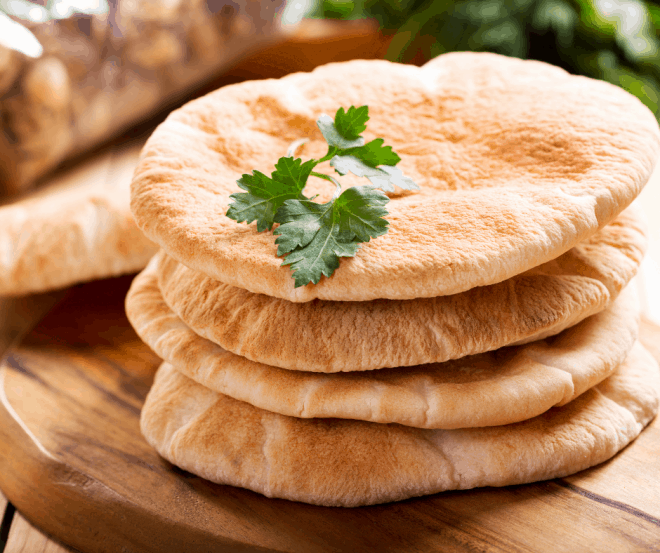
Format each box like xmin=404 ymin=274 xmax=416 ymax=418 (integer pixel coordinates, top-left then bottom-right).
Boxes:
xmin=0 ymin=275 xmax=658 ymax=553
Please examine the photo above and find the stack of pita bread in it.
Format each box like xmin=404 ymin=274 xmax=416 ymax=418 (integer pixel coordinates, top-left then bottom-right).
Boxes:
xmin=126 ymin=52 xmax=660 ymax=507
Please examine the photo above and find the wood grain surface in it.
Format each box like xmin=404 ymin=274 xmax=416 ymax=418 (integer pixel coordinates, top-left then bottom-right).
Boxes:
xmin=0 ymin=275 xmax=658 ymax=553
xmin=0 ymin=492 xmax=8 ymax=549
xmin=0 ymin=293 xmax=64 ymax=358
xmin=4 ymin=513 xmax=74 ymax=553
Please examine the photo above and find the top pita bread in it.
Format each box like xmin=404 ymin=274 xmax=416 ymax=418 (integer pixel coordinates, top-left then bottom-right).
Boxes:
xmin=131 ymin=52 xmax=660 ymax=302
xmin=140 ymin=342 xmax=659 ymax=506
xmin=0 ymin=141 xmax=158 ymax=296
xmin=155 ymin=207 xmax=646 ymax=371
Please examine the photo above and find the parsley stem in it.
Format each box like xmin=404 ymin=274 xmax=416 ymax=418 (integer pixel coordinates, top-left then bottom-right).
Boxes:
xmin=286 ymin=138 xmax=309 ymax=158
xmin=310 ymin=171 xmax=335 ymax=183
xmin=285 ymin=141 xmax=337 ymax=166
xmin=318 ymin=147 xmax=338 ymax=164
xmin=311 ymin=171 xmax=342 ymax=199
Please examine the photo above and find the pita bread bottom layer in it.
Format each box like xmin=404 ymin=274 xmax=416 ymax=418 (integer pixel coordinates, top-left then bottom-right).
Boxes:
xmin=141 ymin=343 xmax=659 ymax=507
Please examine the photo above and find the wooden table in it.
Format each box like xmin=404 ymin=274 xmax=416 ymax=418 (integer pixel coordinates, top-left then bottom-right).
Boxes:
xmin=0 ymin=292 xmax=69 ymax=552
xmin=1 ymin=21 xmax=660 ymax=553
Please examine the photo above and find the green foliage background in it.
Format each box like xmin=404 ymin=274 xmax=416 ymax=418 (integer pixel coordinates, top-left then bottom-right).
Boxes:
xmin=314 ymin=0 xmax=660 ymax=121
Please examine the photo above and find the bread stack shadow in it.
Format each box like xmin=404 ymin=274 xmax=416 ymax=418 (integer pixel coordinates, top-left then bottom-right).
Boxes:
xmin=125 ymin=204 xmax=660 ymax=507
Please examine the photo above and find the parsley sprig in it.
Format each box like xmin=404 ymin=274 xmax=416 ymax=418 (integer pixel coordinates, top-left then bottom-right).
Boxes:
xmin=226 ymin=105 xmax=418 ymax=287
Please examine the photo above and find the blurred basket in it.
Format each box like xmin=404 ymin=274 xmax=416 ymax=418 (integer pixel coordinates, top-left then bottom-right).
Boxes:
xmin=0 ymin=0 xmax=287 ymax=195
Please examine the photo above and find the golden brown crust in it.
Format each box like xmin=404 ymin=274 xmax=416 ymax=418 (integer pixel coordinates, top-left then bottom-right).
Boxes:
xmin=140 ymin=343 xmax=659 ymax=506
xmin=131 ymin=53 xmax=660 ymax=301
xmin=155 ymin=207 xmax=647 ymax=371
xmin=127 ymin=259 xmax=640 ymax=429
xmin=0 ymin=158 xmax=158 ymax=296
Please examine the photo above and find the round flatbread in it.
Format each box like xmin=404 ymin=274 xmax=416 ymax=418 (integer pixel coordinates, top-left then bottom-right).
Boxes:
xmin=0 ymin=141 xmax=157 ymax=296
xmin=155 ymin=207 xmax=646 ymax=371
xmin=127 ymin=261 xmax=640 ymax=429
xmin=131 ymin=52 xmax=660 ymax=302
xmin=140 ymin=343 xmax=659 ymax=507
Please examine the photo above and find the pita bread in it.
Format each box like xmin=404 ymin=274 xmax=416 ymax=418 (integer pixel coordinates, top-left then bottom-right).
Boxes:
xmin=0 ymin=142 xmax=158 ymax=296
xmin=155 ymin=207 xmax=646 ymax=371
xmin=140 ymin=342 xmax=659 ymax=507
xmin=131 ymin=52 xmax=660 ymax=302
xmin=127 ymin=261 xmax=640 ymax=428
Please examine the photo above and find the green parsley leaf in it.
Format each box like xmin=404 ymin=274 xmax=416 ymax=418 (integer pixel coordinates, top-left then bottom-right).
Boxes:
xmin=333 ymin=185 xmax=391 ymax=241
xmin=334 ymin=105 xmax=370 ymax=140
xmin=272 ymin=156 xmax=317 ymax=190
xmin=280 ymin=224 xmax=360 ymax=287
xmin=347 ymin=138 xmax=401 ymax=167
xmin=272 ymin=199 xmax=328 ymax=256
xmin=322 ymin=107 xmax=417 ymax=193
xmin=331 ymin=155 xmax=418 ymax=192
xmin=226 ymin=156 xmax=315 ymax=231
xmin=317 ymin=115 xmax=365 ymax=149
xmin=273 ymin=186 xmax=389 ymax=286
